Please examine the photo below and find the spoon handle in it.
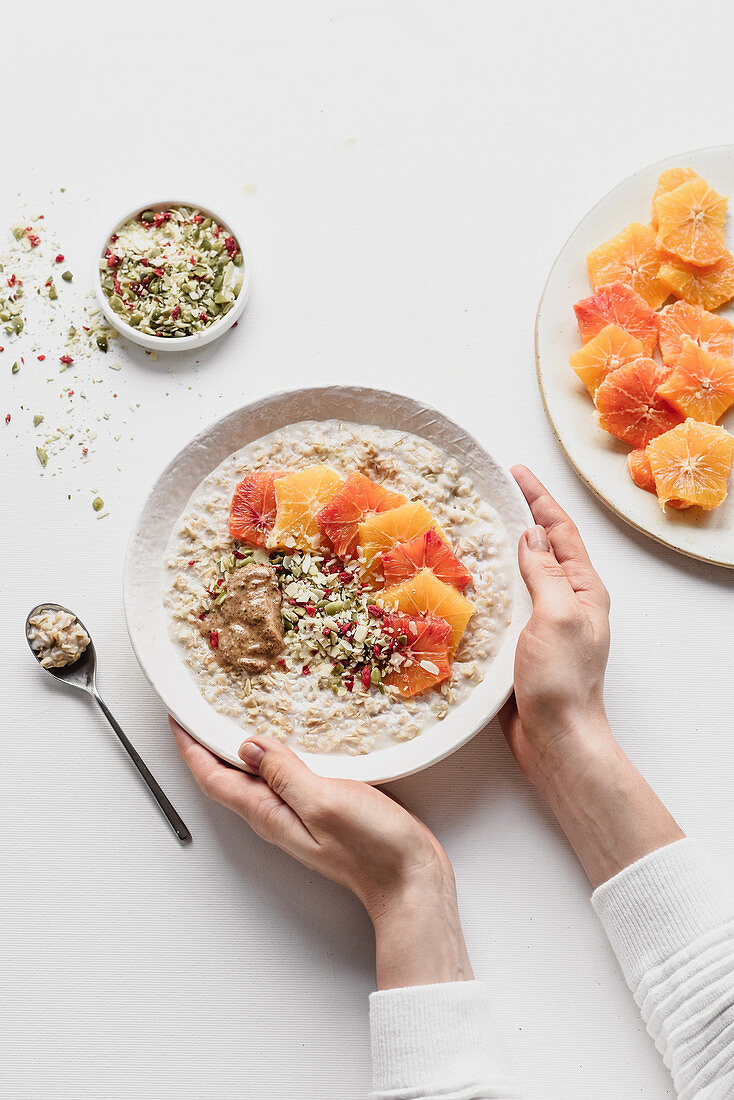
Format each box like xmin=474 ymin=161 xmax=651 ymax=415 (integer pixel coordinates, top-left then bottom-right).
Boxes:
xmin=94 ymin=693 xmax=192 ymax=844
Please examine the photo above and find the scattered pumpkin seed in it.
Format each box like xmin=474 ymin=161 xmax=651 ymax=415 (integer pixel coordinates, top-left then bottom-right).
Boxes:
xmin=92 ymin=496 xmax=104 ymax=512
xmin=61 ymin=270 xmax=73 ymax=282
xmin=33 ymin=414 xmax=44 ymax=426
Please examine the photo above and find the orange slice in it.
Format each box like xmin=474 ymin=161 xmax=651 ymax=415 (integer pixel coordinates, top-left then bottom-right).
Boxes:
xmin=316 ymin=472 xmax=406 ymax=559
xmin=651 ymin=167 xmax=702 ymax=229
xmin=379 ymin=568 xmax=474 ymax=656
xmin=656 ymin=337 xmax=734 ymax=424
xmin=381 ymin=528 xmax=473 ymax=592
xmin=658 ymin=250 xmax=734 ymax=311
xmin=654 ymin=177 xmax=727 ymax=267
xmin=268 ymin=465 xmax=344 ymax=551
xmin=627 ymin=448 xmax=656 ymax=493
xmin=657 ymin=301 xmax=734 ymax=366
xmin=586 ymin=222 xmax=668 ymax=309
xmin=573 ymin=282 xmax=658 ymax=354
xmin=381 ymin=613 xmax=452 ymax=698
xmin=228 ymin=469 xmax=293 ymax=546
xmin=646 ymin=418 xmax=734 ymax=510
xmin=358 ymin=502 xmax=449 ymax=573
xmin=569 ymin=324 xmax=645 ymax=398
xmin=595 ymin=358 xmax=683 ymax=448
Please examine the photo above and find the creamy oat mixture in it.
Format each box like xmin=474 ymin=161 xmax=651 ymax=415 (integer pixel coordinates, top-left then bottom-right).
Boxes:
xmin=28 ymin=608 xmax=90 ymax=669
xmin=165 ymin=420 xmax=513 ymax=754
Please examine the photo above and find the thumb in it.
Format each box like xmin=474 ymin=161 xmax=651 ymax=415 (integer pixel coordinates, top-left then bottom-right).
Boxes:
xmin=239 ymin=737 xmax=324 ymax=816
xmin=518 ymin=525 xmax=574 ymax=611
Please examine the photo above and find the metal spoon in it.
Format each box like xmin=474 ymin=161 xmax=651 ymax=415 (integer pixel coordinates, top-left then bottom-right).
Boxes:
xmin=25 ymin=603 xmax=191 ymax=844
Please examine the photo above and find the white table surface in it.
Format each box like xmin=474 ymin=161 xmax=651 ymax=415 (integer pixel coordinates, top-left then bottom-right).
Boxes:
xmin=3 ymin=3 xmax=734 ymax=1097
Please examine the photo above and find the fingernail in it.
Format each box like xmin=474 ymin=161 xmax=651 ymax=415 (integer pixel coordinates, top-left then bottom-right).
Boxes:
xmin=526 ymin=525 xmax=549 ymax=552
xmin=239 ymin=740 xmax=265 ymax=769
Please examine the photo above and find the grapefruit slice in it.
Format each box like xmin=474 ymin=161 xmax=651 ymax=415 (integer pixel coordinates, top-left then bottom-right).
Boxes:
xmin=586 ymin=222 xmax=668 ymax=309
xmin=651 ymin=168 xmax=702 ymax=229
xmin=358 ymin=502 xmax=449 ymax=573
xmin=569 ymin=324 xmax=645 ymax=398
xmin=382 ymin=613 xmax=452 ymax=698
xmin=228 ymin=469 xmax=293 ymax=546
xmin=646 ymin=418 xmax=734 ymax=510
xmin=315 ymin=472 xmax=406 ymax=559
xmin=657 ymin=301 xmax=734 ymax=366
xmin=656 ymin=337 xmax=734 ymax=424
xmin=268 ymin=465 xmax=344 ymax=551
xmin=379 ymin=568 xmax=473 ymax=656
xmin=573 ymin=282 xmax=658 ymax=354
xmin=381 ymin=528 xmax=473 ymax=592
xmin=595 ymin=359 xmax=683 ymax=448
xmin=658 ymin=250 xmax=734 ymax=311
xmin=654 ymin=177 xmax=727 ymax=267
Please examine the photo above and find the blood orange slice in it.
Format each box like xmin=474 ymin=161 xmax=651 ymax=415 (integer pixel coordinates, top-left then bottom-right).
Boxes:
xmin=228 ymin=469 xmax=293 ymax=546
xmin=586 ymin=222 xmax=668 ymax=309
xmin=569 ymin=324 xmax=645 ymax=398
xmin=382 ymin=613 xmax=452 ymax=698
xmin=381 ymin=528 xmax=473 ymax=592
xmin=646 ymin=419 xmax=734 ymax=510
xmin=573 ymin=282 xmax=658 ymax=354
xmin=358 ymin=502 xmax=449 ymax=574
xmin=316 ymin=472 xmax=406 ymax=559
xmin=654 ymin=177 xmax=727 ymax=267
xmin=657 ymin=301 xmax=734 ymax=366
xmin=595 ymin=358 xmax=683 ymax=448
xmin=627 ymin=448 xmax=656 ymax=493
xmin=656 ymin=337 xmax=734 ymax=424
xmin=379 ymin=567 xmax=473 ymax=656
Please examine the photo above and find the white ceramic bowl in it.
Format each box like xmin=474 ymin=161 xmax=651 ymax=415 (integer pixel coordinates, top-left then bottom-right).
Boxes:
xmin=123 ymin=387 xmax=532 ymax=784
xmin=93 ymin=199 xmax=251 ymax=352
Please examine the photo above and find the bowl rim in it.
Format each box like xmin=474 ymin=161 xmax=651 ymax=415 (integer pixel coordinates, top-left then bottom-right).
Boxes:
xmin=92 ymin=197 xmax=251 ymax=352
xmin=123 ymin=385 xmax=533 ymax=784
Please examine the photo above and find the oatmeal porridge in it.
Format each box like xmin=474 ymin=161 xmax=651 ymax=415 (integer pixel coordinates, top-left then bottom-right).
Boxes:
xmin=165 ymin=420 xmax=513 ymax=755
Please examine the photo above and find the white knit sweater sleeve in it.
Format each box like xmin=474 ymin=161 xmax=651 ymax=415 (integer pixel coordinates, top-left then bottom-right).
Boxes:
xmin=592 ymin=838 xmax=734 ymax=1100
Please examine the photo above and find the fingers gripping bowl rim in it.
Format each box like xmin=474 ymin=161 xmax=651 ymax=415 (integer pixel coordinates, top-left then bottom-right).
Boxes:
xmin=93 ymin=199 xmax=252 ymax=352
xmin=123 ymin=386 xmax=533 ymax=785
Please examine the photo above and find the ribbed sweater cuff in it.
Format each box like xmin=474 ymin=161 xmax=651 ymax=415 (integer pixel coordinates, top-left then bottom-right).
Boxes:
xmin=591 ymin=838 xmax=734 ymax=989
xmin=369 ymin=980 xmax=517 ymax=1097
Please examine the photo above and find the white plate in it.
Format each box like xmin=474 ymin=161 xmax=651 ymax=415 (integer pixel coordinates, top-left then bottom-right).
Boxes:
xmin=123 ymin=387 xmax=532 ymax=784
xmin=536 ymin=145 xmax=734 ymax=568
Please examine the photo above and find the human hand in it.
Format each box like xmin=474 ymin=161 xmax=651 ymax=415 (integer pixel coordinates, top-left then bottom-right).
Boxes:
xmin=500 ymin=466 xmax=614 ymax=791
xmin=170 ymin=720 xmax=473 ymax=988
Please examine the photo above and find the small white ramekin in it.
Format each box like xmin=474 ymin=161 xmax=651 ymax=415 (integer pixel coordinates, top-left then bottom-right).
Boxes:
xmin=92 ymin=199 xmax=251 ymax=352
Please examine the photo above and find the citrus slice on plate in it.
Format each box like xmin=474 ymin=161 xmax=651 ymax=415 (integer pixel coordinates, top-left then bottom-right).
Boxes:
xmin=656 ymin=337 xmax=734 ymax=424
xmin=228 ymin=469 xmax=293 ymax=546
xmin=358 ymin=501 xmax=449 ymax=573
xmin=316 ymin=471 xmax=406 ymax=559
xmin=379 ymin=567 xmax=473 ymax=656
xmin=627 ymin=448 xmax=655 ymax=493
xmin=573 ymin=282 xmax=658 ymax=354
xmin=658 ymin=250 xmax=734 ymax=311
xmin=569 ymin=323 xmax=645 ymax=398
xmin=381 ymin=528 xmax=473 ymax=591
xmin=646 ymin=418 xmax=734 ymax=509
xmin=651 ymin=167 xmax=702 ymax=229
xmin=586 ymin=222 xmax=668 ymax=309
xmin=594 ymin=358 xmax=683 ymax=448
xmin=654 ymin=177 xmax=727 ymax=267
xmin=381 ymin=612 xmax=452 ymax=698
xmin=268 ymin=465 xmax=344 ymax=551
xmin=657 ymin=301 xmax=734 ymax=365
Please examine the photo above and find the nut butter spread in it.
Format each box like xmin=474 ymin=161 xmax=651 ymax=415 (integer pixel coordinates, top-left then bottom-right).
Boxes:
xmin=201 ymin=562 xmax=284 ymax=674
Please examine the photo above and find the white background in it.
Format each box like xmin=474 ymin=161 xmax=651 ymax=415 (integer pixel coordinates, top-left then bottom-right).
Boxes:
xmin=3 ymin=2 xmax=734 ymax=1097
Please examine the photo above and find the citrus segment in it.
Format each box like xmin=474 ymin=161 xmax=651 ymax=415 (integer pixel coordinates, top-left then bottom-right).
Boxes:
xmin=569 ymin=324 xmax=645 ymax=398
xmin=657 ymin=301 xmax=734 ymax=366
xmin=654 ymin=177 xmax=727 ymax=267
xmin=228 ymin=469 xmax=293 ymax=546
xmin=381 ymin=613 xmax=452 ymax=697
xmin=379 ymin=568 xmax=474 ymax=656
xmin=316 ymin=472 xmax=406 ymax=559
xmin=658 ymin=251 xmax=734 ymax=311
xmin=595 ymin=359 xmax=682 ymax=448
xmin=268 ymin=465 xmax=344 ymax=551
xmin=573 ymin=281 xmax=658 ymax=354
xmin=646 ymin=419 xmax=734 ymax=510
xmin=651 ymin=167 xmax=702 ymax=229
xmin=381 ymin=528 xmax=473 ymax=592
xmin=656 ymin=338 xmax=734 ymax=424
xmin=627 ymin=448 xmax=656 ymax=493
xmin=586 ymin=222 xmax=668 ymax=309
xmin=358 ymin=502 xmax=449 ymax=573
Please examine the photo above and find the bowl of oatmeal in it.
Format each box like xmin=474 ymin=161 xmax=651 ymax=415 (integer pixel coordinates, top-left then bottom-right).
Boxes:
xmin=124 ymin=387 xmax=532 ymax=783
xmin=93 ymin=200 xmax=250 ymax=351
